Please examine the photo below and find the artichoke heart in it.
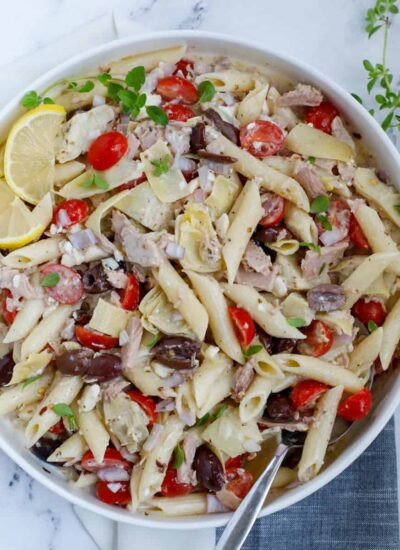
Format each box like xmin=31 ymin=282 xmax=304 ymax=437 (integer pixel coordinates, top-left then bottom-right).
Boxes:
xmin=103 ymin=393 xmax=149 ymax=453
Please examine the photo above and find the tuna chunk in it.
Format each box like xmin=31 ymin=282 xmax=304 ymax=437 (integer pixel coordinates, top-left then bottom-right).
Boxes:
xmin=121 ymin=317 xmax=143 ymax=371
xmin=279 ymin=84 xmax=323 ymax=108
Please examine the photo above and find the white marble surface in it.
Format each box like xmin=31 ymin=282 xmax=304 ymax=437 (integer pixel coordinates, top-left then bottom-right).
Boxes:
xmin=1 ymin=1 xmax=400 ymax=549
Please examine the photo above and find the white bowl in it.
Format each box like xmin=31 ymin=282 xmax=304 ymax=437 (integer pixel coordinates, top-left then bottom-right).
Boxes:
xmin=1 ymin=30 xmax=399 ymax=530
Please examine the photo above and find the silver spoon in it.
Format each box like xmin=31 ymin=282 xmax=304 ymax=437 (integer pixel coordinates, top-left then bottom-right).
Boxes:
xmin=215 ymin=416 xmax=353 ymax=550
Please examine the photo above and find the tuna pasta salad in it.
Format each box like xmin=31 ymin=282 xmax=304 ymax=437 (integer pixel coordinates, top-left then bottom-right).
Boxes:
xmin=0 ymin=44 xmax=398 ymax=516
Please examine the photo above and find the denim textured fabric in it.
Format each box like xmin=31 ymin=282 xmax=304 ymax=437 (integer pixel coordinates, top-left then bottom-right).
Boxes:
xmin=217 ymin=419 xmax=399 ymax=550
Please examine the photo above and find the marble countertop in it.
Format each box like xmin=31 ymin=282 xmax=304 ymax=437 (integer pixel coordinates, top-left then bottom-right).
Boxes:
xmin=1 ymin=1 xmax=400 ymax=549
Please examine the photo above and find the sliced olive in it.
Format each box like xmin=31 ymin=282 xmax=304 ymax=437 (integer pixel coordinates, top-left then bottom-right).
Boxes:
xmin=152 ymin=337 xmax=201 ymax=369
xmin=0 ymin=353 xmax=14 ymax=386
xmin=82 ymin=264 xmax=111 ymax=294
xmin=84 ymin=353 xmax=122 ymax=382
xmin=56 ymin=349 xmax=93 ymax=376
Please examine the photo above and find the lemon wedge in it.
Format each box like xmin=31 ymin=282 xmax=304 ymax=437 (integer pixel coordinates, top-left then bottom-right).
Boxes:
xmin=0 ymin=181 xmax=53 ymax=249
xmin=4 ymin=104 xmax=66 ymax=205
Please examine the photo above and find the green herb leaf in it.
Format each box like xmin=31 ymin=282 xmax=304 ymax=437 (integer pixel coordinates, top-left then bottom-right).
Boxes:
xmin=299 ymin=242 xmax=321 ymax=254
xmin=308 ymin=156 xmax=316 ymax=164
xmin=172 ymin=445 xmax=185 ymax=469
xmin=368 ymin=320 xmax=378 ymax=332
xmin=80 ymin=173 xmax=109 ymax=190
xmin=195 ymin=413 xmax=210 ymax=426
xmin=214 ymin=404 xmax=228 ymax=420
xmin=146 ymin=105 xmax=169 ymax=126
xmin=151 ymin=154 xmax=171 ymax=177
xmin=40 ymin=272 xmax=61 ymax=287
xmin=52 ymin=403 xmax=76 ymax=431
xmin=76 ymin=80 xmax=95 ymax=93
xmin=382 ymin=110 xmax=394 ymax=130
xmin=43 ymin=97 xmax=55 ymax=104
xmin=97 ymin=72 xmax=112 ymax=86
xmin=198 ymin=80 xmax=216 ymax=103
xmin=317 ymin=213 xmax=333 ymax=231
xmin=125 ymin=66 xmax=146 ymax=91
xmin=318 ymin=262 xmax=327 ymax=275
xmin=287 ymin=317 xmax=307 ymax=328
xmin=243 ymin=344 xmax=263 ymax=358
xmin=23 ymin=375 xmax=42 ymax=389
xmin=351 ymin=93 xmax=363 ymax=104
xmin=68 ymin=81 xmax=78 ymax=90
xmin=21 ymin=90 xmax=42 ymax=109
xmin=107 ymin=82 xmax=124 ymax=102
xmin=394 ymin=204 xmax=400 ymax=213
xmin=145 ymin=333 xmax=161 ymax=350
xmin=310 ymin=195 xmax=330 ymax=214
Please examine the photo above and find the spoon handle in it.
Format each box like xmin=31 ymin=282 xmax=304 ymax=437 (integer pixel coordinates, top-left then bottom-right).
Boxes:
xmin=215 ymin=443 xmax=289 ymax=550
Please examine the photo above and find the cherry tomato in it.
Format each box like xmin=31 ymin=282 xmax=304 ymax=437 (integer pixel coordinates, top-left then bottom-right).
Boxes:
xmin=1 ymin=289 xmax=17 ymax=326
xmin=352 ymin=298 xmax=386 ymax=327
xmin=96 ymin=480 xmax=131 ymax=506
xmin=82 ymin=448 xmax=130 ymax=473
xmin=239 ymin=120 xmax=285 ymax=158
xmin=164 ymin=103 xmax=195 ymax=122
xmin=349 ymin=214 xmax=369 ymax=250
xmin=88 ymin=131 xmax=128 ymax=171
xmin=228 ymin=306 xmax=256 ymax=347
xmin=126 ymin=390 xmax=157 ymax=426
xmin=52 ymin=199 xmax=89 ymax=229
xmin=259 ymin=195 xmax=285 ymax=228
xmin=160 ymin=463 xmax=194 ymax=496
xmin=337 ymin=387 xmax=372 ymax=421
xmin=117 ymin=173 xmax=147 ymax=191
xmin=305 ymin=101 xmax=339 ymax=134
xmin=296 ymin=320 xmax=333 ymax=358
xmin=75 ymin=325 xmax=119 ymax=350
xmin=226 ymin=468 xmax=253 ymax=499
xmin=174 ymin=58 xmax=194 ymax=78
xmin=41 ymin=264 xmax=83 ymax=305
xmin=290 ymin=379 xmax=329 ymax=411
xmin=120 ymin=273 xmax=140 ymax=311
xmin=182 ymin=167 xmax=198 ymax=182
xmin=48 ymin=419 xmax=65 ymax=435
xmin=156 ymin=76 xmax=198 ymax=104
xmin=225 ymin=456 xmax=244 ymax=470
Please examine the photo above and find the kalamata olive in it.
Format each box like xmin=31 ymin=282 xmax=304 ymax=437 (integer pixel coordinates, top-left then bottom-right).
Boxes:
xmin=0 ymin=353 xmax=14 ymax=386
xmin=193 ymin=445 xmax=225 ymax=492
xmin=272 ymin=338 xmax=297 ymax=354
xmin=73 ymin=300 xmax=92 ymax=325
xmin=82 ymin=264 xmax=111 ymax=294
xmin=307 ymin=284 xmax=345 ymax=312
xmin=56 ymin=349 xmax=93 ymax=376
xmin=190 ymin=122 xmax=206 ymax=152
xmin=283 ymin=447 xmax=303 ymax=469
xmin=204 ymin=109 xmax=239 ymax=145
xmin=84 ymin=353 xmax=122 ymax=382
xmin=258 ymin=329 xmax=273 ymax=355
xmin=31 ymin=437 xmax=62 ymax=462
xmin=118 ymin=260 xmax=127 ymax=272
xmin=254 ymin=226 xmax=281 ymax=244
xmin=152 ymin=337 xmax=201 ymax=369
xmin=265 ymin=393 xmax=295 ymax=421
xmin=196 ymin=151 xmax=237 ymax=164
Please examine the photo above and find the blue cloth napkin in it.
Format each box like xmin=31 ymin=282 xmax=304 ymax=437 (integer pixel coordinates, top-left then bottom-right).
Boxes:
xmin=217 ymin=419 xmax=399 ymax=550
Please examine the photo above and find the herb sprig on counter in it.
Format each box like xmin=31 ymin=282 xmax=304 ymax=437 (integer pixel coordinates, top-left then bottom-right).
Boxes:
xmin=354 ymin=0 xmax=400 ymax=131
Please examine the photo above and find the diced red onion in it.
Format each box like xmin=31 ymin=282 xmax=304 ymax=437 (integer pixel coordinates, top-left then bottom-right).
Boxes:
xmin=319 ymin=225 xmax=345 ymax=246
xmin=69 ymin=229 xmax=97 ymax=250
xmin=178 ymin=409 xmax=196 ymax=427
xmin=57 ymin=208 xmax=71 ymax=228
xmin=92 ymin=95 xmax=106 ymax=107
xmin=162 ymin=372 xmax=185 ymax=387
xmin=173 ymin=155 xmax=196 ymax=172
xmin=215 ymin=488 xmax=242 ymax=511
xmin=165 ymin=242 xmax=185 ymax=260
xmin=119 ymin=447 xmax=139 ymax=463
xmin=207 ymin=494 xmax=230 ymax=513
xmin=155 ymin=399 xmax=176 ymax=413
xmin=198 ymin=165 xmax=213 ymax=192
xmin=97 ymin=467 xmax=130 ymax=482
xmin=142 ymin=423 xmax=164 ymax=452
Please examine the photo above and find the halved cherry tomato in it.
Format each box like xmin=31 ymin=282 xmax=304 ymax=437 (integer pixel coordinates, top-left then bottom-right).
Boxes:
xmin=164 ymin=103 xmax=195 ymax=122
xmin=290 ymin=380 xmax=329 ymax=411
xmin=126 ymin=390 xmax=157 ymax=426
xmin=75 ymin=325 xmax=119 ymax=350
xmin=117 ymin=173 xmax=147 ymax=191
xmin=48 ymin=419 xmax=66 ymax=435
xmin=337 ymin=387 xmax=372 ymax=421
xmin=304 ymin=101 xmax=339 ymax=134
xmin=226 ymin=468 xmax=253 ymax=499
xmin=182 ymin=167 xmax=198 ymax=182
xmin=120 ymin=273 xmax=140 ymax=311
xmin=225 ymin=454 xmax=248 ymax=470
xmin=160 ymin=463 xmax=194 ymax=496
xmin=82 ymin=448 xmax=130 ymax=473
xmin=349 ymin=214 xmax=369 ymax=250
xmin=239 ymin=120 xmax=285 ymax=158
xmin=1 ymin=289 xmax=17 ymax=326
xmin=52 ymin=199 xmax=89 ymax=229
xmin=88 ymin=131 xmax=128 ymax=171
xmin=228 ymin=306 xmax=256 ymax=347
xmin=96 ymin=480 xmax=131 ymax=506
xmin=41 ymin=264 xmax=83 ymax=305
xmin=259 ymin=195 xmax=285 ymax=228
xmin=352 ymin=298 xmax=386 ymax=327
xmin=297 ymin=320 xmax=333 ymax=357
xmin=174 ymin=59 xmax=194 ymax=78
xmin=156 ymin=76 xmax=198 ymax=104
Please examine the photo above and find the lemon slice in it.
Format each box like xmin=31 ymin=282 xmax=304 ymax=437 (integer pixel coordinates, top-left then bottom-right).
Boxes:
xmin=4 ymin=104 xmax=66 ymax=205
xmin=0 ymin=181 xmax=53 ymax=249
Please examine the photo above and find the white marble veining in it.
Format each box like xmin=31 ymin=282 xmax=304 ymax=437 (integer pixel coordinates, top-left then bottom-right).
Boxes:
xmin=0 ymin=1 xmax=400 ymax=549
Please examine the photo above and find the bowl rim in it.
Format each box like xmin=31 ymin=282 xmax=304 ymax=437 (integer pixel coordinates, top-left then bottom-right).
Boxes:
xmin=1 ymin=28 xmax=399 ymax=530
